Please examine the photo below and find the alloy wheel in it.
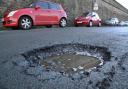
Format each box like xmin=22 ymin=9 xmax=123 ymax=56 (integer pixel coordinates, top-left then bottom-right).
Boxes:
xmin=60 ymin=18 xmax=67 ymax=27
xmin=98 ymin=22 xmax=101 ymax=27
xmin=89 ymin=21 xmax=93 ymax=27
xmin=19 ymin=17 xmax=32 ymax=30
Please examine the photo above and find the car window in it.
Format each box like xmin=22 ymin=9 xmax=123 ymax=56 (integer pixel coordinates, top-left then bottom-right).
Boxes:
xmin=92 ymin=12 xmax=97 ymax=17
xmin=82 ymin=12 xmax=89 ymax=17
xmin=36 ymin=2 xmax=49 ymax=9
xmin=111 ymin=18 xmax=116 ymax=20
xmin=114 ymin=18 xmax=118 ymax=21
xmin=92 ymin=12 xmax=95 ymax=16
xmin=109 ymin=18 xmax=112 ymax=20
xmin=25 ymin=2 xmax=36 ymax=8
xmin=29 ymin=3 xmax=36 ymax=8
xmin=49 ymin=3 xmax=60 ymax=10
xmin=115 ymin=18 xmax=119 ymax=21
xmin=111 ymin=18 xmax=118 ymax=21
xmin=95 ymin=13 xmax=100 ymax=19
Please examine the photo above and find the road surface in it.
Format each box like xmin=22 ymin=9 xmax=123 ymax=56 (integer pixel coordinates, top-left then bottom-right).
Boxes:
xmin=0 ymin=27 xmax=128 ymax=89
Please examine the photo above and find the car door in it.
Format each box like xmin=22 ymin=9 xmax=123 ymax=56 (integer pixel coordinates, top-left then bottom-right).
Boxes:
xmin=48 ymin=2 xmax=60 ymax=24
xmin=35 ymin=2 xmax=52 ymax=25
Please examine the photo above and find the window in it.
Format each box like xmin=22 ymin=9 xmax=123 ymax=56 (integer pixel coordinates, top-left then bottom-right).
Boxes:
xmin=95 ymin=13 xmax=100 ymax=19
xmin=36 ymin=2 xmax=49 ymax=9
xmin=92 ymin=12 xmax=96 ymax=16
xmin=29 ymin=3 xmax=36 ymax=8
xmin=49 ymin=3 xmax=60 ymax=10
xmin=82 ymin=12 xmax=89 ymax=17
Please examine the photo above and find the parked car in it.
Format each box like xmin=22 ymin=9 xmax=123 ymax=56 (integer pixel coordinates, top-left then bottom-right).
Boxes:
xmin=104 ymin=17 xmax=119 ymax=26
xmin=74 ymin=12 xmax=102 ymax=27
xmin=2 ymin=1 xmax=67 ymax=30
xmin=118 ymin=21 xmax=128 ymax=26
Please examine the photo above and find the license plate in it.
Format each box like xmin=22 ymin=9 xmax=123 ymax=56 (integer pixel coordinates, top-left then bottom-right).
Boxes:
xmin=77 ymin=21 xmax=82 ymax=23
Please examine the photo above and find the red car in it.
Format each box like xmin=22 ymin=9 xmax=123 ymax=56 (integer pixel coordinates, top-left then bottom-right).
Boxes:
xmin=2 ymin=1 xmax=67 ymax=30
xmin=74 ymin=12 xmax=101 ymax=27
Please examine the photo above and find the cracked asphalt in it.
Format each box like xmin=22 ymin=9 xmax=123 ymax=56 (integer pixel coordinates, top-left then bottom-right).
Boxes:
xmin=0 ymin=27 xmax=128 ymax=89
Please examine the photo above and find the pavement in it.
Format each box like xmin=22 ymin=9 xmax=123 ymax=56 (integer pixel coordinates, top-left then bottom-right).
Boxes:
xmin=0 ymin=27 xmax=128 ymax=89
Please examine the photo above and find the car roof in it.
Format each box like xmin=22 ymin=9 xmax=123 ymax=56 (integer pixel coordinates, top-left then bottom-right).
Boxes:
xmin=40 ymin=0 xmax=51 ymax=2
xmin=39 ymin=0 xmax=60 ymax=4
xmin=83 ymin=12 xmax=97 ymax=14
xmin=110 ymin=17 xmax=118 ymax=19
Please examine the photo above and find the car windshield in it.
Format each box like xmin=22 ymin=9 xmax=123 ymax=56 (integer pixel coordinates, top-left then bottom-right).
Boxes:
xmin=24 ymin=3 xmax=36 ymax=8
xmin=82 ymin=12 xmax=92 ymax=17
xmin=109 ymin=18 xmax=118 ymax=20
xmin=108 ymin=18 xmax=113 ymax=20
xmin=29 ymin=3 xmax=36 ymax=8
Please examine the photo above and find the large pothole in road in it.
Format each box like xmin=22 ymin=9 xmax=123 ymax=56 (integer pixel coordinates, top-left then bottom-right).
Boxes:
xmin=41 ymin=54 xmax=101 ymax=73
xmin=22 ymin=43 xmax=111 ymax=76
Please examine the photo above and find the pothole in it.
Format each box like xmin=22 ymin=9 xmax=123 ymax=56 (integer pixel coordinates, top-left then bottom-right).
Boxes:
xmin=22 ymin=43 xmax=111 ymax=73
xmin=41 ymin=54 xmax=101 ymax=73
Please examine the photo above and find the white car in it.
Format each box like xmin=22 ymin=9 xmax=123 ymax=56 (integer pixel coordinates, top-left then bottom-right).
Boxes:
xmin=119 ymin=21 xmax=128 ymax=26
xmin=105 ymin=17 xmax=119 ymax=26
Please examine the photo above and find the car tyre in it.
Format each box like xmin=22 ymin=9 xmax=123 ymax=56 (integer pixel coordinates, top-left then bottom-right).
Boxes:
xmin=88 ymin=21 xmax=93 ymax=27
xmin=59 ymin=18 xmax=67 ymax=27
xmin=19 ymin=16 xmax=32 ymax=30
xmin=98 ymin=22 xmax=101 ymax=27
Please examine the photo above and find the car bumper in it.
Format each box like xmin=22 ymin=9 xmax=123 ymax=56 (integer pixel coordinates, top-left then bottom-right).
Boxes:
xmin=2 ymin=17 xmax=18 ymax=27
xmin=74 ymin=20 xmax=89 ymax=26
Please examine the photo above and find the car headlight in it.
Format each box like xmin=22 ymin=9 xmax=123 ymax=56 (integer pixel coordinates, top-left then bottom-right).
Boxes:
xmin=7 ymin=10 xmax=18 ymax=17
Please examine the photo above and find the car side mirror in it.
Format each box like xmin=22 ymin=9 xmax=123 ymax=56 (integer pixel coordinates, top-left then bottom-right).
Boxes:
xmin=35 ymin=6 xmax=41 ymax=10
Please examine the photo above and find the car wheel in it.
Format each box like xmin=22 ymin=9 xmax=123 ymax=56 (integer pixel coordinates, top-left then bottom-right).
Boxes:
xmin=19 ymin=16 xmax=32 ymax=30
xmin=46 ymin=25 xmax=52 ymax=28
xmin=59 ymin=18 xmax=67 ymax=27
xmin=89 ymin=21 xmax=93 ymax=27
xmin=98 ymin=22 xmax=101 ymax=27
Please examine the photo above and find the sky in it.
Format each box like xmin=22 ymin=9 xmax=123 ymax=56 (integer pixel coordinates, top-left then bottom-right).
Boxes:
xmin=116 ymin=0 xmax=128 ymax=9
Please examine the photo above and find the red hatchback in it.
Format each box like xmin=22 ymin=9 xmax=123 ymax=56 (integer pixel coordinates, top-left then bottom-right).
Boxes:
xmin=2 ymin=1 xmax=67 ymax=30
xmin=74 ymin=12 xmax=101 ymax=27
